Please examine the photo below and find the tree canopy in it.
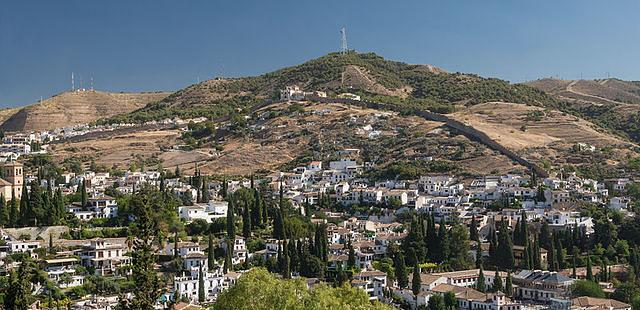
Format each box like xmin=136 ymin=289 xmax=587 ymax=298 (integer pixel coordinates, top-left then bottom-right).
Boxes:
xmin=213 ymin=268 xmax=391 ymax=310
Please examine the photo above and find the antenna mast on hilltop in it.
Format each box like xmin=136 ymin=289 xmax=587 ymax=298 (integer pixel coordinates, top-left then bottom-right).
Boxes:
xmin=340 ymin=27 xmax=348 ymax=54
xmin=71 ymin=72 xmax=75 ymax=91
xmin=90 ymin=77 xmax=94 ymax=91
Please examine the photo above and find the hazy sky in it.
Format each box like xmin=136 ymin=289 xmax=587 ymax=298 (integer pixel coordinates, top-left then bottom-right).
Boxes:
xmin=1 ymin=0 xmax=639 ymax=107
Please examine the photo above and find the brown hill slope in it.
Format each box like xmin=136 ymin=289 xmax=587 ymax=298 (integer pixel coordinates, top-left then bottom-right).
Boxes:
xmin=51 ymin=101 xmax=524 ymax=177
xmin=449 ymin=102 xmax=638 ymax=172
xmin=1 ymin=90 xmax=170 ymax=132
xmin=526 ymin=78 xmax=640 ymax=143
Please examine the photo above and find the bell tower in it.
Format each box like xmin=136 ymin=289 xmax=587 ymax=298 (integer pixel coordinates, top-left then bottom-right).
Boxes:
xmin=3 ymin=162 xmax=23 ymax=197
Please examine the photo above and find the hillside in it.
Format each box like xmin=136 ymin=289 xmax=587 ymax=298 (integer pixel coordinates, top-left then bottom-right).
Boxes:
xmin=526 ymin=78 xmax=640 ymax=143
xmin=449 ymin=102 xmax=638 ymax=176
xmin=53 ymin=101 xmax=524 ymax=177
xmin=2 ymin=90 xmax=170 ymax=132
xmin=105 ymin=52 xmax=557 ymax=124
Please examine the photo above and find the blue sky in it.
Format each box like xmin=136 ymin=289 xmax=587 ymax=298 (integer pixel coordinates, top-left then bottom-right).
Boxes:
xmin=1 ymin=0 xmax=639 ymax=107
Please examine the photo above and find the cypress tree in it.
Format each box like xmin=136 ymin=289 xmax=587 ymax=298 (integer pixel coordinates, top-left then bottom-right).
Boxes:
xmin=80 ymin=180 xmax=88 ymax=207
xmin=412 ymin=262 xmax=421 ymax=302
xmin=201 ymin=178 xmax=210 ymax=203
xmin=572 ymin=247 xmax=578 ymax=278
xmin=276 ymin=243 xmax=283 ymax=273
xmin=8 ymin=190 xmax=17 ymax=228
xmin=54 ymin=188 xmax=65 ymax=225
xmin=489 ymin=227 xmax=498 ymax=266
xmin=477 ymin=266 xmax=486 ymax=292
xmin=505 ymin=271 xmax=513 ymax=296
xmin=469 ymin=215 xmax=478 ymax=242
xmin=520 ymin=210 xmax=528 ymax=243
xmin=251 ymin=189 xmax=262 ymax=228
xmin=226 ymin=197 xmax=235 ymax=239
xmin=493 ymin=270 xmax=503 ymax=292
xmin=513 ymin=219 xmax=522 ymax=246
xmin=496 ymin=221 xmax=515 ymax=270
xmin=0 ymin=195 xmax=7 ymax=226
xmin=475 ymin=236 xmax=483 ymax=268
xmin=224 ymin=239 xmax=233 ymax=273
xmin=548 ymin=242 xmax=556 ymax=271
xmin=30 ymin=181 xmax=46 ymax=226
xmin=539 ymin=221 xmax=552 ymax=250
xmin=173 ymin=231 xmax=179 ymax=259
xmin=242 ymin=201 xmax=251 ymax=239
xmin=19 ymin=183 xmax=29 ymax=227
xmin=396 ymin=252 xmax=408 ymax=289
xmin=533 ymin=237 xmax=542 ymax=270
xmin=600 ymin=259 xmax=608 ymax=282
xmin=439 ymin=219 xmax=450 ymax=263
xmin=347 ymin=239 xmax=356 ymax=270
xmin=586 ymin=255 xmax=593 ymax=281
xmin=555 ymin=234 xmax=566 ymax=270
xmin=207 ymin=234 xmax=215 ymax=271
xmin=198 ymin=265 xmax=205 ymax=303
xmin=282 ymin=239 xmax=290 ymax=279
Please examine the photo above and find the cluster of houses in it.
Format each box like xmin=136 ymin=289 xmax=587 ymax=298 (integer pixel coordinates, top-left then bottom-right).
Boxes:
xmin=0 ymin=145 xmax=638 ymax=309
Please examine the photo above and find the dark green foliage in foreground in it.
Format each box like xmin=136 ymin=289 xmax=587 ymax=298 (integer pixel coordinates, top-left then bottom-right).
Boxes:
xmin=213 ymin=268 xmax=391 ymax=310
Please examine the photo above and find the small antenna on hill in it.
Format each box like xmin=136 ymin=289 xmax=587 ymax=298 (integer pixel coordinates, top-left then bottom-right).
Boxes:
xmin=90 ymin=77 xmax=94 ymax=91
xmin=340 ymin=27 xmax=348 ymax=54
xmin=71 ymin=72 xmax=75 ymax=91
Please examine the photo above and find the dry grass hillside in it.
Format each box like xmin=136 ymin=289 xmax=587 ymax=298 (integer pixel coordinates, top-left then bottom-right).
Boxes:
xmin=51 ymin=101 xmax=524 ymax=177
xmin=449 ymin=102 xmax=638 ymax=168
xmin=0 ymin=107 xmax=21 ymax=124
xmin=526 ymin=78 xmax=640 ymax=144
xmin=1 ymin=90 xmax=170 ymax=132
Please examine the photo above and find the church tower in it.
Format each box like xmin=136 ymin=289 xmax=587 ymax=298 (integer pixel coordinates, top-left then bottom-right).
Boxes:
xmin=3 ymin=162 xmax=23 ymax=199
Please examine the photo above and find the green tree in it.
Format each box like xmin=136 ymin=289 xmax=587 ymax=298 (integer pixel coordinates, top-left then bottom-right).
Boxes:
xmin=449 ymin=224 xmax=473 ymax=270
xmin=117 ymin=190 xmax=165 ymax=309
xmin=469 ymin=215 xmax=478 ymax=242
xmin=412 ymin=262 xmax=421 ymax=301
xmin=208 ymin=234 xmax=215 ymax=271
xmin=428 ymin=294 xmax=446 ymax=310
xmin=347 ymin=239 xmax=356 ymax=270
xmin=242 ymin=200 xmax=251 ymax=239
xmin=4 ymin=265 xmax=30 ymax=309
xmin=477 ymin=266 xmax=486 ymax=292
xmin=612 ymin=282 xmax=640 ymax=303
xmin=586 ymin=256 xmax=594 ymax=281
xmin=0 ymin=195 xmax=7 ymax=226
xmin=213 ymin=268 xmax=391 ymax=310
xmin=492 ymin=270 xmax=503 ymax=292
xmin=443 ymin=291 xmax=457 ymax=310
xmin=571 ymin=280 xmax=605 ymax=298
xmin=505 ymin=271 xmax=513 ymax=296
xmin=395 ymin=252 xmax=408 ymax=289
xmin=496 ymin=221 xmax=515 ymax=270
xmin=201 ymin=178 xmax=210 ymax=203
xmin=8 ymin=190 xmax=17 ymax=227
xmin=198 ymin=265 xmax=205 ymax=303
xmin=227 ymin=198 xmax=235 ymax=239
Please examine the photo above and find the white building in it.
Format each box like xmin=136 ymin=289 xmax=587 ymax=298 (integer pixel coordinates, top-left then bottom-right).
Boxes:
xmin=178 ymin=201 xmax=228 ymax=223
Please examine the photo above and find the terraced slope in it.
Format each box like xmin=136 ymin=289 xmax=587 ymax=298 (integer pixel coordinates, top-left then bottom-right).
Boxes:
xmin=1 ymin=90 xmax=170 ymax=132
xmin=526 ymin=78 xmax=640 ymax=143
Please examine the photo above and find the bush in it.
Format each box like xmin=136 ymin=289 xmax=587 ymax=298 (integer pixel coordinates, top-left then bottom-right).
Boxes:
xmin=572 ymin=280 xmax=605 ymax=298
